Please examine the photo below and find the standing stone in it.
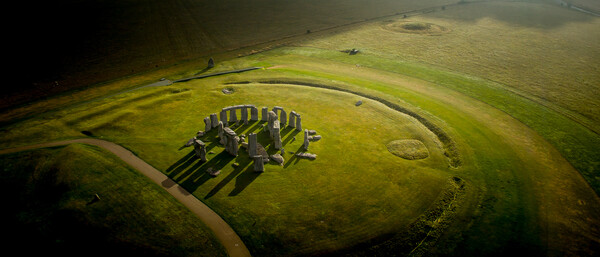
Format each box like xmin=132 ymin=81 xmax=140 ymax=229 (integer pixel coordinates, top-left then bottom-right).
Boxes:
xmin=220 ymin=110 xmax=228 ymax=124
xmin=229 ymin=109 xmax=238 ymax=123
xmin=250 ymin=107 xmax=259 ymax=121
xmin=241 ymin=107 xmax=248 ymax=125
xmin=253 ymin=155 xmax=264 ymax=173
xmin=204 ymin=117 xmax=211 ymax=132
xmin=248 ymin=133 xmax=257 ymax=157
xmin=207 ymin=57 xmax=215 ymax=68
xmin=296 ymin=115 xmax=302 ymax=131
xmin=193 ymin=139 xmax=207 ymax=162
xmin=268 ymin=111 xmax=278 ymax=135
xmin=280 ymin=110 xmax=287 ymax=126
xmin=218 ymin=122 xmax=225 ymax=145
xmin=289 ymin=111 xmax=297 ymax=128
xmin=223 ymin=127 xmax=238 ymax=156
xmin=261 ymin=107 xmax=269 ymax=122
xmin=303 ymin=129 xmax=309 ymax=150
xmin=210 ymin=113 xmax=219 ymax=128
xmin=273 ymin=123 xmax=282 ymax=149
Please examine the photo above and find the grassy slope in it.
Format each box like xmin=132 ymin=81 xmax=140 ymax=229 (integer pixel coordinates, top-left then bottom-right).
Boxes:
xmin=0 ymin=144 xmax=225 ymax=257
xmin=242 ymin=51 xmax=600 ymax=256
xmin=302 ymin=1 xmax=600 ymax=131
xmin=260 ymin=47 xmax=600 ymax=195
xmin=3 ymin=48 xmax=598 ymax=256
xmin=68 ymin=82 xmax=454 ymax=255
xmin=11 ymin=0 xmax=455 ymax=111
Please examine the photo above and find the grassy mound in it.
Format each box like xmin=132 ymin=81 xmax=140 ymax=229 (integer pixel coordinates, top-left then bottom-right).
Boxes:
xmin=387 ymin=139 xmax=429 ymax=160
xmin=0 ymin=144 xmax=225 ymax=257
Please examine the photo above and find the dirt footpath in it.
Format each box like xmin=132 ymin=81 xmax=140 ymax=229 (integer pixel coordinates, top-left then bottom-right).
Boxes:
xmin=0 ymin=138 xmax=251 ymax=257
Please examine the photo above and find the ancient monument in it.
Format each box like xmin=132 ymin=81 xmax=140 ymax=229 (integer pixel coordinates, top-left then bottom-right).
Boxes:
xmin=183 ymin=104 xmax=321 ymax=175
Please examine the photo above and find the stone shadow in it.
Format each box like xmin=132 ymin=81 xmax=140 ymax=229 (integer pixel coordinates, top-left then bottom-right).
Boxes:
xmin=178 ymin=151 xmax=232 ymax=192
xmin=204 ymin=153 xmax=253 ymax=199
xmin=229 ymin=165 xmax=261 ymax=196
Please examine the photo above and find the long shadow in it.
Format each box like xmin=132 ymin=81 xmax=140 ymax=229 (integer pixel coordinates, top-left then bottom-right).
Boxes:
xmin=282 ymin=129 xmax=301 ymax=146
xmin=280 ymin=126 xmax=296 ymax=138
xmin=166 ymin=150 xmax=196 ymax=173
xmin=230 ymin=120 xmax=262 ymax=136
xmin=177 ymin=151 xmax=232 ymax=190
xmin=204 ymin=153 xmax=252 ymax=199
xmin=193 ymin=66 xmax=212 ymax=76
xmin=229 ymin=165 xmax=261 ymax=196
xmin=284 ymin=144 xmax=309 ymax=168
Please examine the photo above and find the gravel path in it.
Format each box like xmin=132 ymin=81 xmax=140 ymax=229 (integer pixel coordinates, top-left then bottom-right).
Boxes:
xmin=0 ymin=138 xmax=251 ymax=257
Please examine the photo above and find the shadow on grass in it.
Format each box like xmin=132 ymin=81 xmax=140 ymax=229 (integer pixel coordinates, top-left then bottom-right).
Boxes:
xmin=205 ymin=153 xmax=253 ymax=199
xmin=283 ymin=144 xmax=308 ymax=168
xmin=229 ymin=165 xmax=261 ymax=196
xmin=166 ymin=121 xmax=305 ymax=198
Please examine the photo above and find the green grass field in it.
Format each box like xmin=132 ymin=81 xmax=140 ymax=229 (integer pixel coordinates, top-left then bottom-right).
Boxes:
xmin=0 ymin=144 xmax=225 ymax=257
xmin=1 ymin=1 xmax=599 ymax=256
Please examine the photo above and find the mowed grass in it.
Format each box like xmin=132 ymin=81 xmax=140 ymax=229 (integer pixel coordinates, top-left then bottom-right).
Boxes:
xmin=0 ymin=144 xmax=225 ymax=257
xmin=278 ymin=42 xmax=600 ymax=195
xmin=57 ymin=80 xmax=454 ymax=255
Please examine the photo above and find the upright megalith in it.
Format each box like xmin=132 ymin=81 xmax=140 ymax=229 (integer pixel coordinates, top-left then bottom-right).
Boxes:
xmin=261 ymin=107 xmax=269 ymax=122
xmin=272 ymin=106 xmax=287 ymax=126
xmin=241 ymin=106 xmax=249 ymax=125
xmin=250 ymin=106 xmax=259 ymax=121
xmin=273 ymin=122 xmax=282 ymax=149
xmin=267 ymin=111 xmax=278 ymax=135
xmin=193 ymin=139 xmax=207 ymax=162
xmin=220 ymin=109 xmax=228 ymax=125
xmin=210 ymin=113 xmax=219 ymax=128
xmin=253 ymin=155 xmax=264 ymax=173
xmin=289 ymin=111 xmax=297 ymax=128
xmin=218 ymin=121 xmax=225 ymax=145
xmin=207 ymin=57 xmax=215 ymax=68
xmin=204 ymin=117 xmax=211 ymax=132
xmin=280 ymin=110 xmax=287 ymax=126
xmin=229 ymin=109 xmax=238 ymax=123
xmin=296 ymin=115 xmax=302 ymax=131
xmin=223 ymin=127 xmax=239 ymax=156
xmin=248 ymin=133 xmax=258 ymax=157
xmin=303 ymin=129 xmax=310 ymax=150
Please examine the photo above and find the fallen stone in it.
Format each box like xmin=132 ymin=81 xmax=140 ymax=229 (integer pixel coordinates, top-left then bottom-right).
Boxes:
xmin=308 ymin=130 xmax=317 ymax=135
xmin=207 ymin=167 xmax=221 ymax=177
xmin=196 ymin=130 xmax=205 ymax=137
xmin=184 ymin=138 xmax=195 ymax=147
xmin=309 ymin=135 xmax=322 ymax=142
xmin=296 ymin=152 xmax=317 ymax=160
xmin=270 ymin=154 xmax=285 ymax=166
xmin=355 ymin=100 xmax=363 ymax=106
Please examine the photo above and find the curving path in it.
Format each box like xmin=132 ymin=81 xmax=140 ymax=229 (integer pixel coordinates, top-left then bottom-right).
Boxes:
xmin=0 ymin=138 xmax=251 ymax=257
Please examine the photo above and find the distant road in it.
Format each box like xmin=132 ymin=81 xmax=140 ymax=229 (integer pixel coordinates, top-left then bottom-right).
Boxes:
xmin=0 ymin=138 xmax=251 ymax=257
